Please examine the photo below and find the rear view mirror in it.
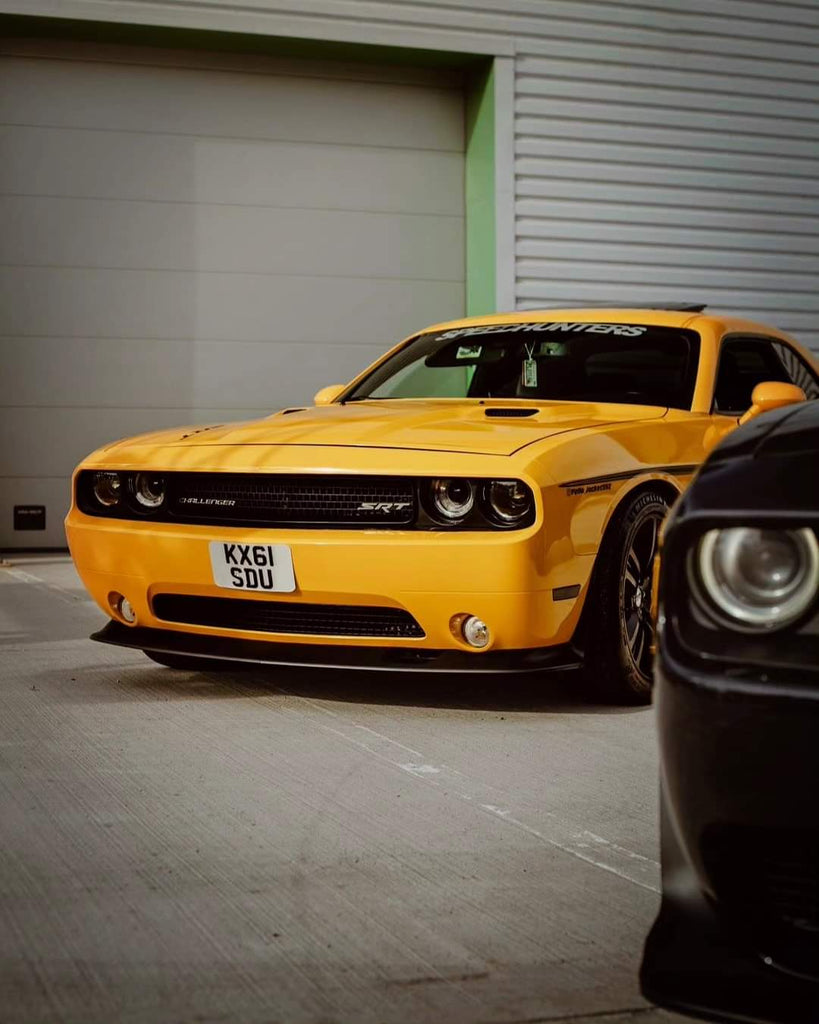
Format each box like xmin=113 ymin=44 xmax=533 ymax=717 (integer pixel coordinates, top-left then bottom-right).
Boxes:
xmin=739 ymin=381 xmax=806 ymax=425
xmin=313 ymin=384 xmax=346 ymax=406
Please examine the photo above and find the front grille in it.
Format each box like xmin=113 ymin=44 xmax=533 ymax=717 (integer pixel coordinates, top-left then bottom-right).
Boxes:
xmin=153 ymin=594 xmax=425 ymax=639
xmin=702 ymin=825 xmax=819 ymax=972
xmin=167 ymin=473 xmax=416 ymax=527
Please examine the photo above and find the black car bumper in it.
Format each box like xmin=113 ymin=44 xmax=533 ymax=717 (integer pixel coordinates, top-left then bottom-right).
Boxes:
xmin=641 ymin=647 xmax=819 ymax=1023
xmin=91 ymin=620 xmax=583 ymax=674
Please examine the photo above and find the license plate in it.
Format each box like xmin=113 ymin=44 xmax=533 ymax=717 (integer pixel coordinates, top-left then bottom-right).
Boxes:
xmin=209 ymin=542 xmax=296 ymax=592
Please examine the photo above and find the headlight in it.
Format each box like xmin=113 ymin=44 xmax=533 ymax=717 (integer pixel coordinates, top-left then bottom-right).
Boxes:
xmin=430 ymin=478 xmax=475 ymax=522
xmin=693 ymin=527 xmax=819 ymax=630
xmin=134 ymin=472 xmax=166 ymax=509
xmin=93 ymin=471 xmax=122 ymax=507
xmin=484 ymin=479 xmax=534 ymax=525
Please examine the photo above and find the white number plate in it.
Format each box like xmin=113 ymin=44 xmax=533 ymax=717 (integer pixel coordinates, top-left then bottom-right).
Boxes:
xmin=209 ymin=542 xmax=296 ymax=592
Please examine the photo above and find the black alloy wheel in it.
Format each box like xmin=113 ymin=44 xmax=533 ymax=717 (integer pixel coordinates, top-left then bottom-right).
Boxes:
xmin=622 ymin=511 xmax=660 ymax=680
xmin=583 ymin=489 xmax=670 ymax=704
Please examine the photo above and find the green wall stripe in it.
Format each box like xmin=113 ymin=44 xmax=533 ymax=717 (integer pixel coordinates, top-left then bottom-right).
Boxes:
xmin=465 ymin=63 xmax=496 ymax=317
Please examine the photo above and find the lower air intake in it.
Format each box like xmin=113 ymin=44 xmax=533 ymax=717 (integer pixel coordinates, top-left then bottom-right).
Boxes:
xmin=152 ymin=594 xmax=425 ymax=639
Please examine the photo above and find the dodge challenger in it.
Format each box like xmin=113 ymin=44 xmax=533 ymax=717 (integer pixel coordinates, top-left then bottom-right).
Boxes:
xmin=66 ymin=306 xmax=818 ymax=703
xmin=641 ymin=398 xmax=819 ymax=1020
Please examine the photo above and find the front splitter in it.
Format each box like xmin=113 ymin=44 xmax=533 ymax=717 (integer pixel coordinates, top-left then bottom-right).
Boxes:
xmin=91 ymin=620 xmax=583 ymax=675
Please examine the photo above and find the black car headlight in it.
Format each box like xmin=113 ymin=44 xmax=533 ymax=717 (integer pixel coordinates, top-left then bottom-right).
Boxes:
xmin=482 ymin=479 xmax=534 ymax=526
xmin=424 ymin=477 xmax=534 ymax=528
xmin=133 ymin=472 xmax=166 ymax=509
xmin=691 ymin=527 xmax=819 ymax=631
xmin=92 ymin=471 xmax=123 ymax=507
xmin=429 ymin=478 xmax=475 ymax=522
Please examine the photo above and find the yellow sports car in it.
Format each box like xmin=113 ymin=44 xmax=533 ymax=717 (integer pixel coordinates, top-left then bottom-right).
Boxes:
xmin=66 ymin=306 xmax=818 ymax=703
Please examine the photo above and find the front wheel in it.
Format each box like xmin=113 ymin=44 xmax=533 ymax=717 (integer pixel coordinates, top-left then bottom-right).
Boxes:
xmin=584 ymin=489 xmax=669 ymax=705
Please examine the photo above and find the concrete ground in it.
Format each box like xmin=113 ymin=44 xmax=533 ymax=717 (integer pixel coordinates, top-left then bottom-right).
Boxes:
xmin=0 ymin=554 xmax=687 ymax=1024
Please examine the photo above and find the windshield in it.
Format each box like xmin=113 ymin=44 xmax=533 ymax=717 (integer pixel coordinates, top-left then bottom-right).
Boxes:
xmin=345 ymin=322 xmax=701 ymax=410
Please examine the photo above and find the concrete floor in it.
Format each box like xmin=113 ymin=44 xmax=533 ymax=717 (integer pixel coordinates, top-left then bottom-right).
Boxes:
xmin=0 ymin=555 xmax=686 ymax=1024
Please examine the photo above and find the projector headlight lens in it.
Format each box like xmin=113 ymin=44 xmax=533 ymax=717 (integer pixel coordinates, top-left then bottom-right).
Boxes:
xmin=485 ymin=479 xmax=534 ymax=525
xmin=693 ymin=527 xmax=819 ymax=630
xmin=134 ymin=472 xmax=166 ymax=509
xmin=93 ymin=471 xmax=122 ymax=507
xmin=430 ymin=478 xmax=475 ymax=522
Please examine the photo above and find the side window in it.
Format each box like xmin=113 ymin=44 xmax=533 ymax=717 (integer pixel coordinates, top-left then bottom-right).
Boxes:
xmin=713 ymin=339 xmax=790 ymax=414
xmin=772 ymin=342 xmax=819 ymax=400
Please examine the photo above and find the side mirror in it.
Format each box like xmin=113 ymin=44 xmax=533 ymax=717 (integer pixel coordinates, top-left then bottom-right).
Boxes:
xmin=313 ymin=384 xmax=346 ymax=406
xmin=739 ymin=381 xmax=806 ymax=425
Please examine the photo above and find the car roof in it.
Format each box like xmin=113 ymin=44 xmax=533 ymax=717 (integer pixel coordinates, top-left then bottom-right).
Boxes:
xmin=418 ymin=308 xmax=788 ymax=338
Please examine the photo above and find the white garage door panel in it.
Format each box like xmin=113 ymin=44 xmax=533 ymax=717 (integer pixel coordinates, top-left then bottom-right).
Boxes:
xmin=0 ymin=127 xmax=464 ymax=215
xmin=1 ymin=58 xmax=462 ymax=151
xmin=2 ymin=267 xmax=463 ymax=343
xmin=1 ymin=409 xmax=273 ymax=480
xmin=2 ymin=338 xmax=387 ymax=409
xmin=0 ymin=48 xmax=464 ymax=548
xmin=1 ymin=198 xmax=464 ymax=281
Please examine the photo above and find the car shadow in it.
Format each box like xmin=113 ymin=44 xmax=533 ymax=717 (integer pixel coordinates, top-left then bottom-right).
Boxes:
xmin=75 ymin=658 xmax=649 ymax=714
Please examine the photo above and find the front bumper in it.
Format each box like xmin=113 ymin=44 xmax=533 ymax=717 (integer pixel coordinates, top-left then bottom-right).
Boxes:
xmin=641 ymin=647 xmax=819 ymax=1022
xmin=66 ymin=509 xmax=591 ymax=655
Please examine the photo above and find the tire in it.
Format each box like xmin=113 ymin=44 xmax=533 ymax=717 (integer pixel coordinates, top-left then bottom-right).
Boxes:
xmin=583 ymin=489 xmax=670 ymax=705
xmin=143 ymin=650 xmax=229 ymax=671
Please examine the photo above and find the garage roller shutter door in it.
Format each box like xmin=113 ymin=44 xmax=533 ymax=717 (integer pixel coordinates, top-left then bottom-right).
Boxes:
xmin=0 ymin=42 xmax=465 ymax=548
xmin=513 ymin=2 xmax=819 ymax=352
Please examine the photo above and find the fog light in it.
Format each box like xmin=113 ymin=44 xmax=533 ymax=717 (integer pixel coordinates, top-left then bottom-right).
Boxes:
xmin=462 ymin=615 xmax=490 ymax=649
xmin=109 ymin=592 xmax=137 ymax=624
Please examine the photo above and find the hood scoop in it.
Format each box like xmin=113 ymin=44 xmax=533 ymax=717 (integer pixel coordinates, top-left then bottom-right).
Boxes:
xmin=484 ymin=407 xmax=538 ymax=418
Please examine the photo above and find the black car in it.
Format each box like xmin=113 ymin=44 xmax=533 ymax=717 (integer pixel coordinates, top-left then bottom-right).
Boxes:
xmin=640 ymin=399 xmax=819 ymax=1023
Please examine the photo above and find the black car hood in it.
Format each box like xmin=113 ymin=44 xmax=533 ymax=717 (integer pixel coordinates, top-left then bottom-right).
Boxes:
xmin=708 ymin=401 xmax=819 ymax=464
xmin=680 ymin=402 xmax=819 ymax=517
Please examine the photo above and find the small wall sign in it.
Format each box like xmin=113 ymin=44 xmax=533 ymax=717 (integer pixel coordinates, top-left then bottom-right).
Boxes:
xmin=14 ymin=505 xmax=46 ymax=531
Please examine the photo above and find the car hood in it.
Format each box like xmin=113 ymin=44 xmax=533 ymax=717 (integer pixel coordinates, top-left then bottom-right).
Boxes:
xmin=103 ymin=400 xmax=668 ymax=459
